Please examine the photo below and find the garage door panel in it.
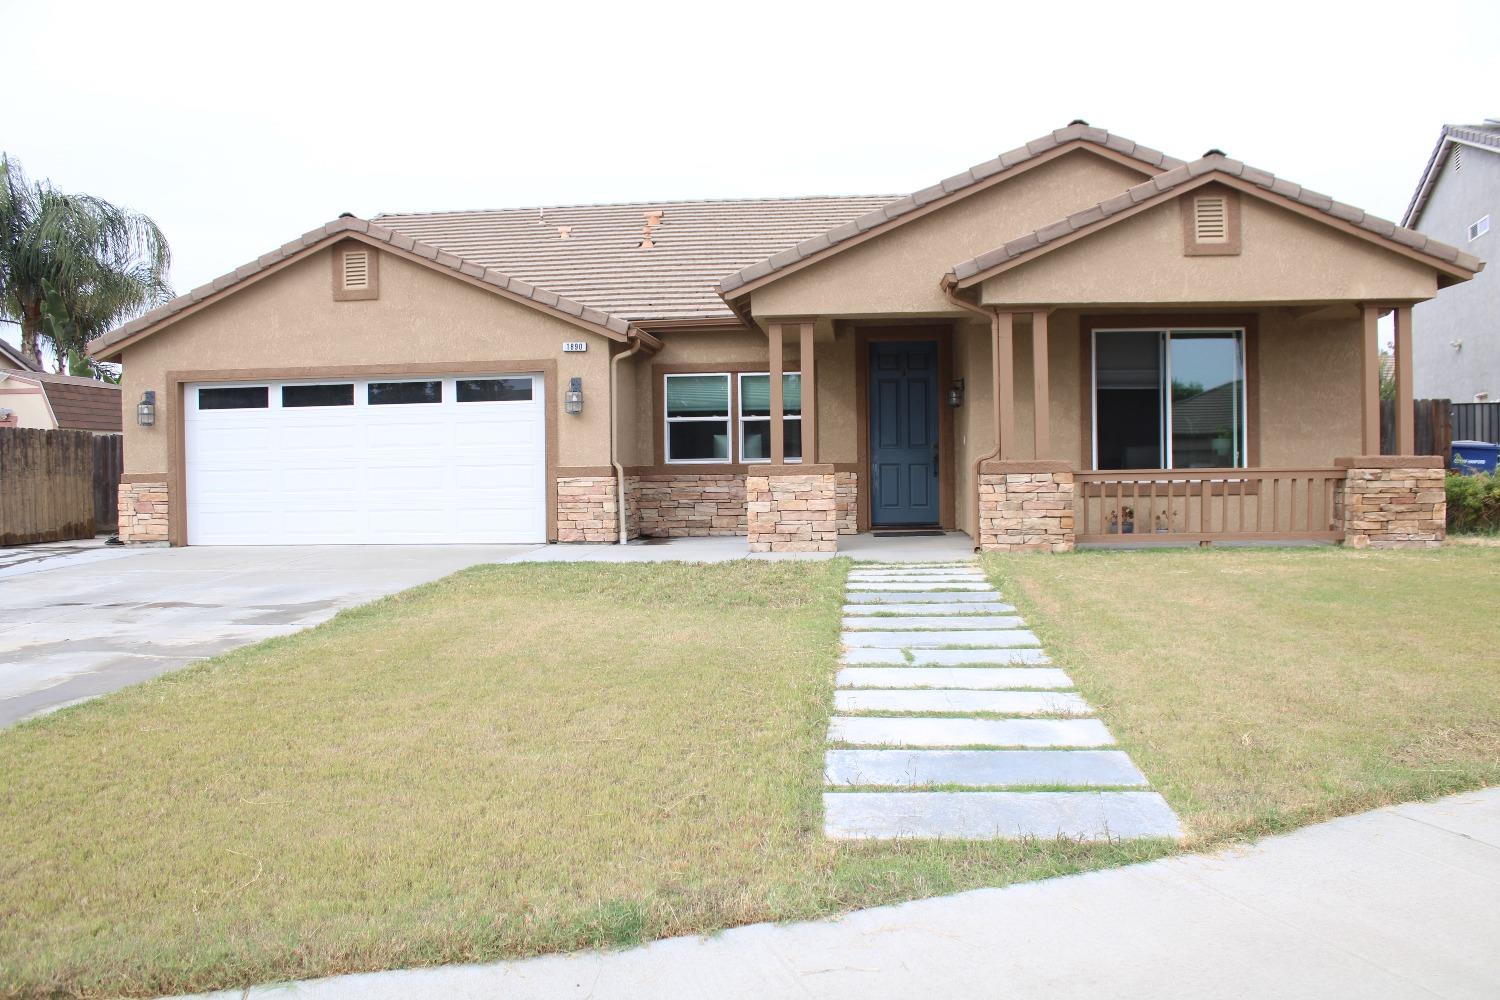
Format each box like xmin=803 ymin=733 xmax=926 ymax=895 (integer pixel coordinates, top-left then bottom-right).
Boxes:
xmin=186 ymin=374 xmax=546 ymax=545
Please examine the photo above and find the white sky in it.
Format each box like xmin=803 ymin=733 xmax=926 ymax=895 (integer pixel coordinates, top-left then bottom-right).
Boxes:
xmin=3 ymin=0 xmax=1495 ymax=357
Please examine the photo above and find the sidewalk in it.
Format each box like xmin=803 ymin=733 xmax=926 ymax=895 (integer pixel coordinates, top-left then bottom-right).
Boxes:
xmin=191 ymin=787 xmax=1500 ymax=999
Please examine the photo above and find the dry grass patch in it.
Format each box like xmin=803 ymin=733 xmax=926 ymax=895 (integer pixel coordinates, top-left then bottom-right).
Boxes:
xmin=0 ymin=561 xmax=1161 ymax=1000
xmin=984 ymin=545 xmax=1500 ymax=843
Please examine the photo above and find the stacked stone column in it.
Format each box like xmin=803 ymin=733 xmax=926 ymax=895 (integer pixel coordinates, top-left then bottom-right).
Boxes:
xmin=117 ymin=481 xmax=170 ymax=543
xmin=555 ymin=475 xmax=638 ymax=543
xmin=977 ymin=461 xmax=1076 ymax=553
xmin=746 ymin=468 xmax=839 ymax=552
xmin=1336 ymin=456 xmax=1446 ymax=549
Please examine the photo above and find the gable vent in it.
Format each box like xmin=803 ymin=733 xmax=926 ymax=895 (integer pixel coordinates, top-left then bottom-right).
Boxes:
xmin=342 ymin=249 xmax=371 ymax=290
xmin=1193 ymin=195 xmax=1229 ymax=243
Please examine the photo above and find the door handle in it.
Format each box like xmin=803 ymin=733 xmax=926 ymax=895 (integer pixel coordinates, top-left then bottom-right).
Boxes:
xmin=932 ymin=447 xmax=939 ymax=475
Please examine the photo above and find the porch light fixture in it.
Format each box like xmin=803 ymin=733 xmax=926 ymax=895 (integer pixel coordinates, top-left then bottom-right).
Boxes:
xmin=947 ymin=379 xmax=965 ymax=408
xmin=136 ymin=390 xmax=157 ymax=427
xmin=564 ymin=377 xmax=584 ymax=415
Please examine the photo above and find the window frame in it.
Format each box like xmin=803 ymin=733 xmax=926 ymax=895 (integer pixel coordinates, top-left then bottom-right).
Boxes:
xmin=1090 ymin=327 xmax=1247 ymax=471
xmin=737 ymin=371 xmax=803 ymax=465
xmin=663 ymin=372 xmax=733 ymax=465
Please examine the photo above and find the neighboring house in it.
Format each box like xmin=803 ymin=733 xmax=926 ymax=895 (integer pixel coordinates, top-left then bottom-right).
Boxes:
xmin=90 ymin=122 xmax=1481 ymax=552
xmin=0 ymin=369 xmax=123 ymax=432
xmin=1403 ymin=121 xmax=1498 ymax=402
xmin=0 ymin=338 xmax=44 ymax=372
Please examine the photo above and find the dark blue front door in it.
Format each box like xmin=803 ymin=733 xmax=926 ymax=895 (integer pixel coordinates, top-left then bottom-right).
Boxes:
xmin=870 ymin=342 xmax=940 ymax=526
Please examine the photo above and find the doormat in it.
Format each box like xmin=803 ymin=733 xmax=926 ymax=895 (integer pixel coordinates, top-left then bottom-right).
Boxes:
xmin=873 ymin=529 xmax=945 ymax=537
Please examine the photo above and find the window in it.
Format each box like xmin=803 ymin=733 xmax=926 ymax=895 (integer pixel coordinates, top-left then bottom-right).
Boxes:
xmin=1470 ymin=214 xmax=1490 ymax=241
xmin=282 ymin=383 xmax=354 ymax=407
xmin=665 ymin=373 xmax=730 ymax=462
xmin=739 ymin=372 xmax=801 ymax=462
xmin=1093 ymin=329 xmax=1245 ymax=470
xmin=457 ymin=378 xmax=533 ymax=402
xmin=368 ymin=380 xmax=442 ymax=405
xmin=199 ymin=386 xmax=268 ymax=410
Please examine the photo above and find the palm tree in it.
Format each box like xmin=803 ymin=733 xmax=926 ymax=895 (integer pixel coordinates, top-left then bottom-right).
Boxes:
xmin=0 ymin=154 xmax=172 ymax=375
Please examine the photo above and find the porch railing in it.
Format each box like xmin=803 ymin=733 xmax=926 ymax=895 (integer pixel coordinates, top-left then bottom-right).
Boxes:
xmin=1074 ymin=468 xmax=1347 ymax=544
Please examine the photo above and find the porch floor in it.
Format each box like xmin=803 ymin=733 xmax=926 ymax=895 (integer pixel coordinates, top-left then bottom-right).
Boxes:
xmin=513 ymin=531 xmax=976 ymax=564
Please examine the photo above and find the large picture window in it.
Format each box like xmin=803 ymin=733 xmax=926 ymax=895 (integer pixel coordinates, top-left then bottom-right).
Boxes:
xmin=739 ymin=372 xmax=801 ymax=463
xmin=1093 ymin=329 xmax=1245 ymax=470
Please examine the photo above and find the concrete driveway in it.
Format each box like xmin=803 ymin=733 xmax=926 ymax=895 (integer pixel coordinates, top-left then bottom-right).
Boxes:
xmin=0 ymin=544 xmax=534 ymax=728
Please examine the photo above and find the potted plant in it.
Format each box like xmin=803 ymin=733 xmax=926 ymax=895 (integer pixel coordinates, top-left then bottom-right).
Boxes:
xmin=1121 ymin=506 xmax=1135 ymax=534
xmin=1155 ymin=512 xmax=1170 ymax=533
xmin=1107 ymin=510 xmax=1119 ymax=534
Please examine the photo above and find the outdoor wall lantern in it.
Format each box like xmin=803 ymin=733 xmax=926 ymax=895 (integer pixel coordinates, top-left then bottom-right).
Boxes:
xmin=136 ymin=390 xmax=157 ymax=427
xmin=947 ymin=379 xmax=965 ymax=408
xmin=564 ymin=377 xmax=584 ymax=415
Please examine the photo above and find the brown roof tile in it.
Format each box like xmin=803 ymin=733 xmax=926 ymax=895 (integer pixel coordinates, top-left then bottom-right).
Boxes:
xmin=948 ymin=153 xmax=1485 ymax=286
xmin=3 ymin=371 xmax=122 ymax=432
xmin=372 ymin=195 xmax=896 ymax=324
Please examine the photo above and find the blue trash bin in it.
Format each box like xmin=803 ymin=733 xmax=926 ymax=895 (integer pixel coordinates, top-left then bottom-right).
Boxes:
xmin=1450 ymin=440 xmax=1499 ymax=475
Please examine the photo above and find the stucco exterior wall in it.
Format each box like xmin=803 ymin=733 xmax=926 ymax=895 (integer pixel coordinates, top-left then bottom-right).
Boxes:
xmin=1256 ymin=309 xmax=1363 ymax=466
xmin=750 ymin=151 xmax=1153 ymax=318
xmin=979 ymin=195 xmax=1440 ymax=307
xmin=0 ymin=384 xmax=57 ymax=429
xmin=1411 ymin=146 xmax=1498 ymax=401
xmin=116 ymin=247 xmax=617 ymax=475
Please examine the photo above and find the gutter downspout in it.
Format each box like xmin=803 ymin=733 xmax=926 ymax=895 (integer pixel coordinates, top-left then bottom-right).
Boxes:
xmin=943 ymin=280 xmax=1001 ymax=548
xmin=610 ymin=335 xmax=648 ymax=544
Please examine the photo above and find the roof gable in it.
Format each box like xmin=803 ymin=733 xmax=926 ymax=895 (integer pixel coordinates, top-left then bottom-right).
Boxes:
xmin=89 ymin=218 xmax=650 ymax=361
xmin=1 ymin=371 xmax=121 ymax=432
xmin=949 ymin=154 xmax=1483 ymax=293
xmin=1403 ymin=122 xmax=1500 ymax=228
xmin=717 ymin=123 xmax=1182 ymax=302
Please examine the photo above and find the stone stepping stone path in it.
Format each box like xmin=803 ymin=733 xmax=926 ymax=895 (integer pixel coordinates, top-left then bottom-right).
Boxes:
xmin=825 ymin=560 xmax=1181 ymax=842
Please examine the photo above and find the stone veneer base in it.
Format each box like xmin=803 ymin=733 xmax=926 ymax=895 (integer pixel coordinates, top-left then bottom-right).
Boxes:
xmin=556 ymin=476 xmax=637 ymax=543
xmin=117 ymin=481 xmax=170 ymax=543
xmin=1337 ymin=457 xmax=1446 ymax=549
xmin=977 ymin=462 xmax=1075 ymax=553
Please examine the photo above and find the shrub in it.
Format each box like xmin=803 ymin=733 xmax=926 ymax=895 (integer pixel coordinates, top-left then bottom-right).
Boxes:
xmin=1446 ymin=472 xmax=1500 ymax=534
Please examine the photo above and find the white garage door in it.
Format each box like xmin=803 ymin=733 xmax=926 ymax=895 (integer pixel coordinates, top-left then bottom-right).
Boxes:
xmin=185 ymin=374 xmax=546 ymax=544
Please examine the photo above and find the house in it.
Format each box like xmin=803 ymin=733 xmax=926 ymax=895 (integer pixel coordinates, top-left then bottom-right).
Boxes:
xmin=89 ymin=123 xmax=1481 ymax=552
xmin=0 ymin=367 xmax=123 ymax=433
xmin=1403 ymin=121 xmax=1498 ymax=402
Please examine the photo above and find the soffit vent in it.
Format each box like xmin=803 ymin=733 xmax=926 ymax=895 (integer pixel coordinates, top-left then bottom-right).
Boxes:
xmin=1193 ymin=195 xmax=1229 ymax=243
xmin=342 ymin=248 xmax=371 ymax=290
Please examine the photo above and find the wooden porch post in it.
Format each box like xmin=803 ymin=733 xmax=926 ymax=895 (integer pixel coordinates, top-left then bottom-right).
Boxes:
xmin=1394 ymin=305 xmax=1415 ymax=455
xmin=1031 ymin=311 xmax=1051 ymax=460
xmin=996 ymin=312 xmax=1017 ymax=460
xmin=1360 ymin=305 xmax=1381 ymax=455
xmin=799 ymin=321 xmax=816 ymax=463
xmin=768 ymin=322 xmax=784 ymax=465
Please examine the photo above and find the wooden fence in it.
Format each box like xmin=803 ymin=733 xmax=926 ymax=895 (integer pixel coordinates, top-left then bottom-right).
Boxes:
xmin=1452 ymin=401 xmax=1500 ymax=445
xmin=0 ymin=428 xmax=123 ymax=545
xmin=1380 ymin=398 xmax=1451 ymax=458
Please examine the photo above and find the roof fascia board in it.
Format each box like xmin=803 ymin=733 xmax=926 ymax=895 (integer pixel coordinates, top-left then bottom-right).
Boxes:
xmin=721 ymin=141 xmax=1166 ymax=302
xmin=955 ymin=172 xmax=1479 ymax=291
xmin=92 ymin=230 xmax=633 ymax=361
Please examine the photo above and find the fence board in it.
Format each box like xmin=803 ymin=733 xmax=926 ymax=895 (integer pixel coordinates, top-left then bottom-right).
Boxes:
xmin=0 ymin=428 xmax=98 ymax=545
xmin=92 ymin=434 xmax=123 ymax=530
xmin=1380 ymin=398 xmax=1451 ymax=457
xmin=1452 ymin=402 xmax=1500 ymax=445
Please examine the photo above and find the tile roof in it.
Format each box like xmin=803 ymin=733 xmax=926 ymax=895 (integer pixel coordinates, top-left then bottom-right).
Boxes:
xmin=1402 ymin=121 xmax=1500 ymax=228
xmin=716 ymin=123 xmax=1185 ymax=298
xmin=948 ymin=153 xmax=1485 ymax=287
xmin=2 ymin=370 xmax=122 ymax=432
xmin=374 ymin=196 xmax=896 ymax=323
xmin=90 ymin=217 xmax=644 ymax=357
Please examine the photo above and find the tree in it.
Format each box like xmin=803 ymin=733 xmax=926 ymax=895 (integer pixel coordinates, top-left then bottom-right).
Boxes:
xmin=0 ymin=154 xmax=171 ymax=376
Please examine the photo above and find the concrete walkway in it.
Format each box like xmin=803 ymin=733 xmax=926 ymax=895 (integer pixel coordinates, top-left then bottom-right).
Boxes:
xmin=827 ymin=561 xmax=1179 ymax=839
xmin=0 ymin=545 xmax=530 ymax=727
xmin=175 ymin=788 xmax=1500 ymax=999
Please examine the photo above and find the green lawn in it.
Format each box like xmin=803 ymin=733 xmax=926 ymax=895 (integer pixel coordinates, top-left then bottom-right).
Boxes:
xmin=0 ymin=561 xmax=1157 ymax=1000
xmin=985 ymin=544 xmax=1500 ymax=841
xmin=4 ymin=548 xmax=1497 ymax=998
